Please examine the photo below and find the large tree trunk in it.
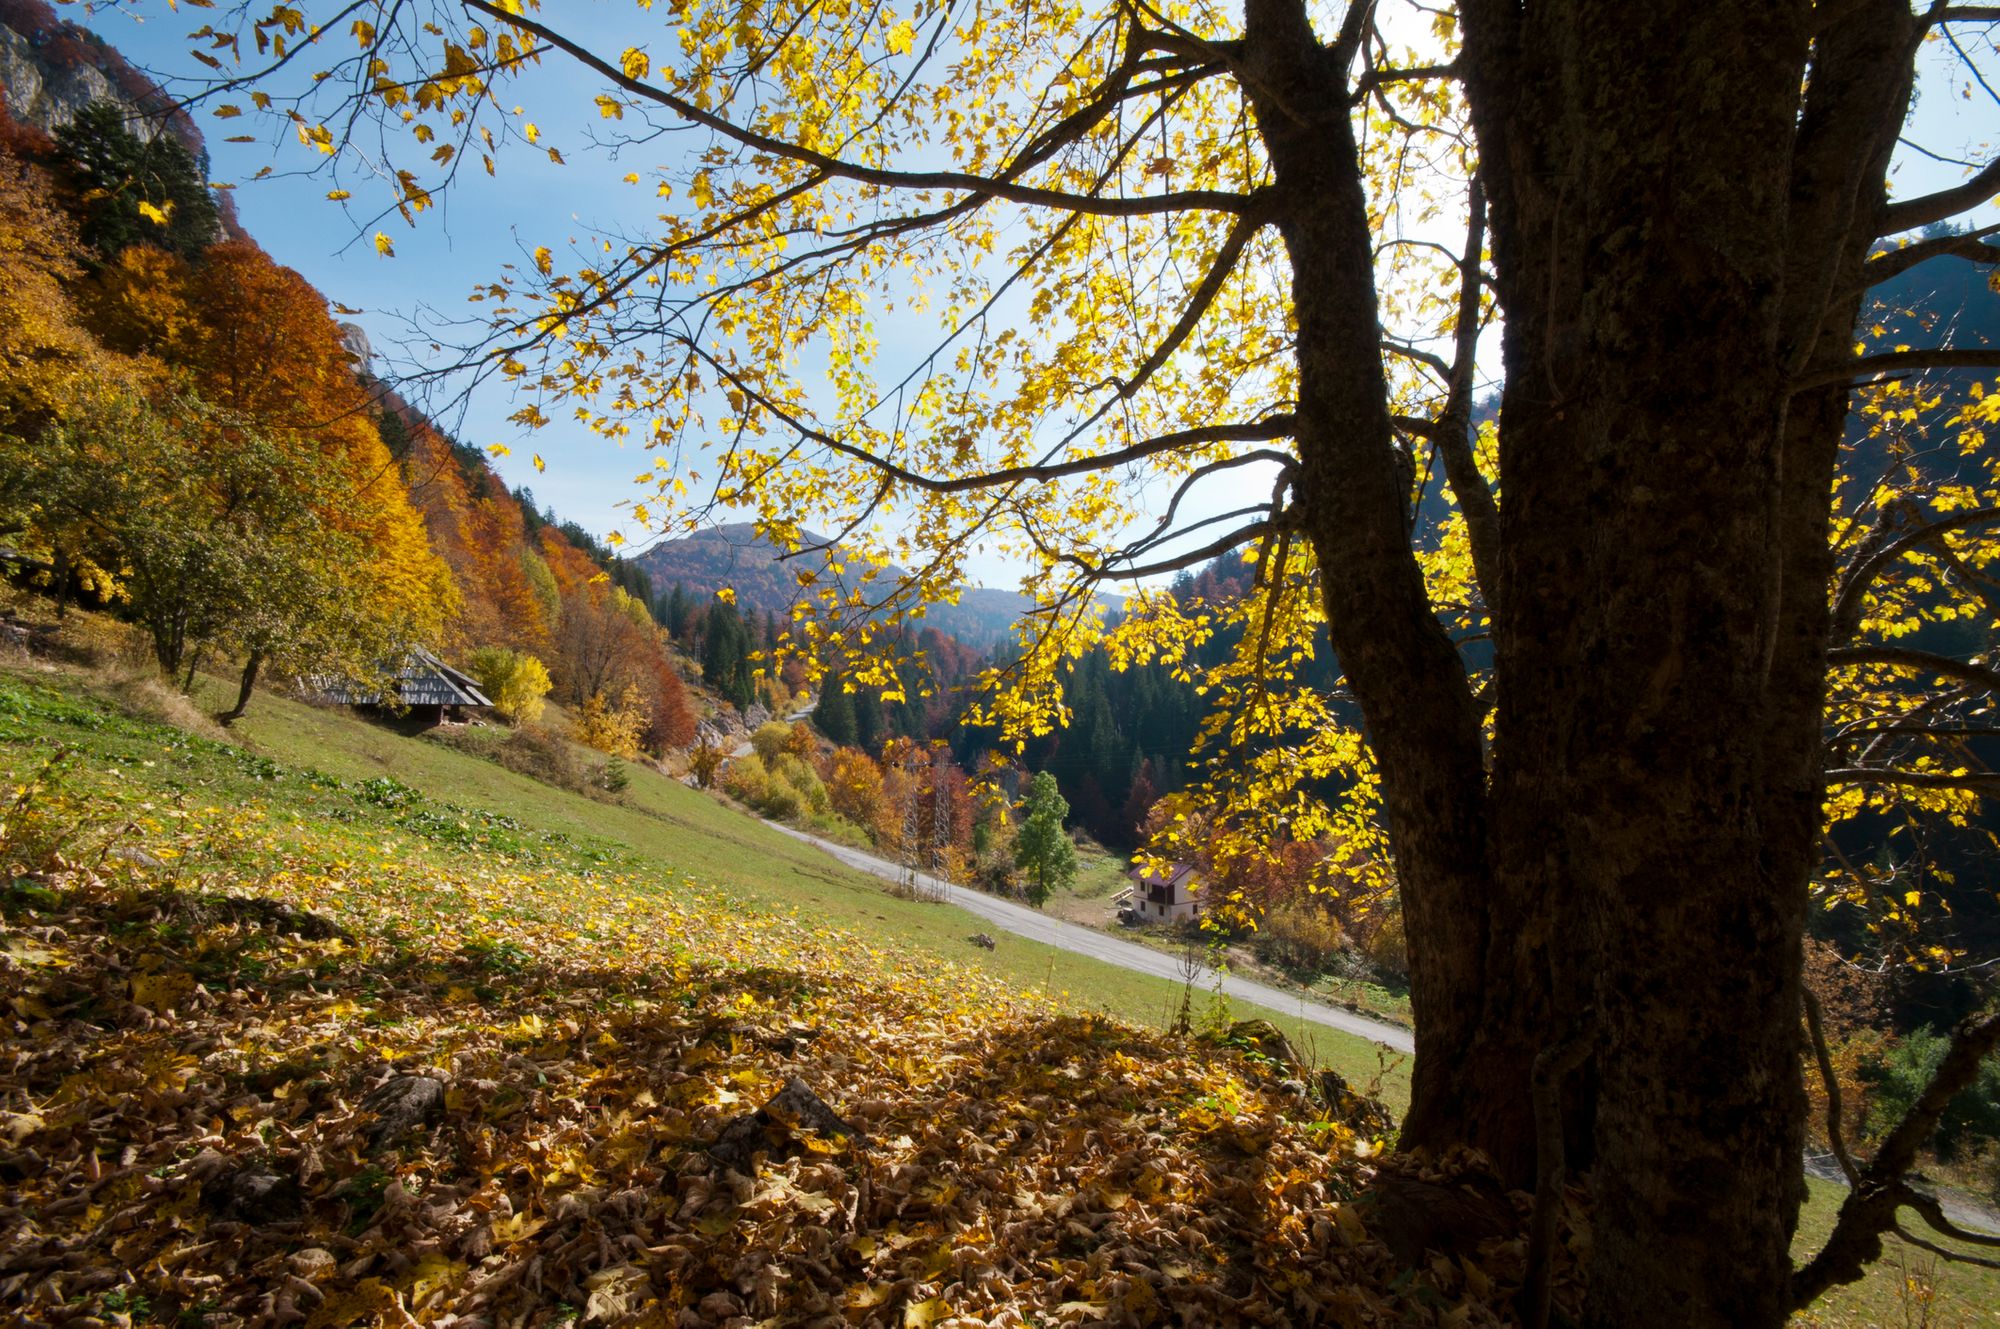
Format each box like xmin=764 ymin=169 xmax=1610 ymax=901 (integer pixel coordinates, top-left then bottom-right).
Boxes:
xmin=1466 ymin=4 xmax=1816 ymax=1321
xmin=1234 ymin=2 xmax=1923 ymax=1321
xmin=1447 ymin=2 xmax=1919 ymax=1322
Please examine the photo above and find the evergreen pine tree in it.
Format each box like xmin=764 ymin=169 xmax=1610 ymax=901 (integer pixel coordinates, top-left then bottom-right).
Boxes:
xmin=1015 ymin=771 xmax=1076 ymax=908
xmin=853 ymin=684 xmax=882 ymax=753
xmin=664 ymin=583 xmax=691 ymax=641
xmin=55 ymin=102 xmax=219 ymax=259
xmin=814 ymin=667 xmax=857 ymax=745
xmin=701 ymin=601 xmax=744 ymax=699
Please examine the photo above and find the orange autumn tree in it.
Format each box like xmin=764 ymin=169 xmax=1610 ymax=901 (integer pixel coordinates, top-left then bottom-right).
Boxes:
xmin=396 ymin=418 xmax=558 ymax=654
xmin=0 ymin=155 xmax=107 ymax=439
xmin=83 ymin=239 xmax=455 ymax=709
xmin=0 ymin=151 xmax=143 ymax=612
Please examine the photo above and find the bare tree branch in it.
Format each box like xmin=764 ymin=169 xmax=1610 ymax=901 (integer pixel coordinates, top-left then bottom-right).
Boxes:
xmin=1427 ymin=173 xmax=1501 ymax=608
xmin=461 ymin=0 xmax=1256 ymax=219
xmin=1803 ymin=987 xmax=1861 ymax=1186
xmin=1791 ymin=1007 xmax=2000 ymax=1308
xmin=1859 ymin=224 xmax=2000 ymax=286
xmin=1117 ymin=209 xmax=1274 ymax=399
xmin=1899 ymin=1187 xmax=2000 ymax=1249
xmin=688 ymin=339 xmax=1296 ymax=502
xmin=1797 ymin=346 xmax=2000 ymax=390
xmin=1878 ymin=155 xmax=2000 ymax=234
xmin=1888 ymin=1221 xmax=2000 ymax=1269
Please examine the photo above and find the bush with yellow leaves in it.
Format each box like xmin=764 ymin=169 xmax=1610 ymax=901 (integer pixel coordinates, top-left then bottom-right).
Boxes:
xmin=575 ymin=685 xmax=648 ymax=758
xmin=466 ymin=647 xmax=552 ymax=726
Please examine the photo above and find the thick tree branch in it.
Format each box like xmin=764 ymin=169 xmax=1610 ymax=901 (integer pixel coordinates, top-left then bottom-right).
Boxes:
xmin=1900 ymin=1188 xmax=2000 ymax=1249
xmin=1428 ymin=174 xmax=1501 ymax=608
xmin=1796 ymin=346 xmax=2000 ymax=390
xmin=1889 ymin=1222 xmax=2000 ymax=1269
xmin=1878 ymin=155 xmax=2000 ymax=234
xmin=1118 ymin=210 xmax=1273 ymax=399
xmin=1858 ymin=224 xmax=2000 ymax=286
xmin=1381 ymin=337 xmax=1451 ymax=380
xmin=462 ymin=0 xmax=1256 ymax=219
xmin=1888 ymin=1184 xmax=2000 ymax=1248
xmin=1791 ymin=1008 xmax=2000 ymax=1308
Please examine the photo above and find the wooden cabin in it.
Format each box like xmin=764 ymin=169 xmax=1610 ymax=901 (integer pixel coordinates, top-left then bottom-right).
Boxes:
xmin=317 ymin=647 xmax=493 ymax=726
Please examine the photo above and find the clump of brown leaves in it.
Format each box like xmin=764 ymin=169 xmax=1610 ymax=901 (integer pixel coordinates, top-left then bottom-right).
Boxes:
xmin=0 ymin=783 xmax=1539 ymax=1326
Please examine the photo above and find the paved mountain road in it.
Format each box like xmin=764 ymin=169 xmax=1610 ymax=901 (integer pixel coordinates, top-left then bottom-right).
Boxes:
xmin=762 ymin=820 xmax=1415 ymax=1055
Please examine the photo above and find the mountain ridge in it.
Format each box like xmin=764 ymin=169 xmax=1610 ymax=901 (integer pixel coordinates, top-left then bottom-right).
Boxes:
xmin=633 ymin=521 xmax=1117 ymax=650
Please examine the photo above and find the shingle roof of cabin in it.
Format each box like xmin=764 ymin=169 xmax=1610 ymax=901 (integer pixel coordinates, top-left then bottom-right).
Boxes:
xmin=319 ymin=648 xmax=493 ymax=709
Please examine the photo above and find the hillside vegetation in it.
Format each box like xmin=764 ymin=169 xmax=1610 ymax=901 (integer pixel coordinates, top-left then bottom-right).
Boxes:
xmin=0 ymin=663 xmax=1470 ymax=1326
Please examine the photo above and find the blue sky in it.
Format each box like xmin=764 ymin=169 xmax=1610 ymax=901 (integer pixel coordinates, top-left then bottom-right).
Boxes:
xmin=79 ymin=4 xmax=1999 ymax=584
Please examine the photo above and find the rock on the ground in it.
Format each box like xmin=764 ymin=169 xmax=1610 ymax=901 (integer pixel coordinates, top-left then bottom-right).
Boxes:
xmin=707 ymin=1076 xmax=859 ymax=1174
xmin=1223 ymin=1018 xmax=1302 ymax=1071
xmin=358 ymin=1074 xmax=446 ymax=1152
xmin=200 ymin=1162 xmax=303 ymax=1224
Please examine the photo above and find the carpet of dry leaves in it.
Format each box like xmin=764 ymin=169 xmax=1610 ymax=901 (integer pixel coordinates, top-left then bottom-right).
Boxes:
xmin=0 ymin=694 xmax=1538 ymax=1327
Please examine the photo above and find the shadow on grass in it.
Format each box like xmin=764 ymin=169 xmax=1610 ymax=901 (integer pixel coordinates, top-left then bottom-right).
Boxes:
xmin=0 ymin=873 xmax=1513 ymax=1326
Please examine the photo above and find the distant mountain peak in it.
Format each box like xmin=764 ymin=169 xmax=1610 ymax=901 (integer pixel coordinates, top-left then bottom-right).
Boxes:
xmin=634 ymin=523 xmax=1065 ymax=649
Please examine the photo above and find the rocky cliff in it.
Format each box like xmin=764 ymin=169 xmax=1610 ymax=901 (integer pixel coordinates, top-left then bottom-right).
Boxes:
xmin=0 ymin=0 xmax=198 ymax=149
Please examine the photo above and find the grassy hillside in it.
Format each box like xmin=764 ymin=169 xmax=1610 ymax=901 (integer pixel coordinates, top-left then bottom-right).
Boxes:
xmin=0 ymin=668 xmax=1429 ymax=1325
xmin=186 ymin=671 xmax=1405 ymax=1101
xmin=2 ymin=655 xmax=1992 ymax=1324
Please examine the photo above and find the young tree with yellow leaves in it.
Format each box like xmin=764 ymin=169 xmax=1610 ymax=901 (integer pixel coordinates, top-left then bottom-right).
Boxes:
xmin=177 ymin=1 xmax=2000 ymax=1320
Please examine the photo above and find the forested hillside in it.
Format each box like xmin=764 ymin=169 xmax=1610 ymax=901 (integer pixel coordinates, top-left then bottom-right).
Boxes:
xmin=0 ymin=0 xmax=698 ymax=755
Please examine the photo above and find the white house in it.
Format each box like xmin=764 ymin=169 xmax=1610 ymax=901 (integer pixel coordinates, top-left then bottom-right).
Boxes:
xmin=1125 ymin=861 xmax=1203 ymax=924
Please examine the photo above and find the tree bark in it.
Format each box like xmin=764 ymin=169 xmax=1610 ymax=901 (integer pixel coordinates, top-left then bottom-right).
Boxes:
xmin=1454 ymin=3 xmax=1842 ymax=1324
xmin=1230 ymin=6 xmax=1939 ymax=1319
xmin=51 ymin=546 xmax=70 ymax=622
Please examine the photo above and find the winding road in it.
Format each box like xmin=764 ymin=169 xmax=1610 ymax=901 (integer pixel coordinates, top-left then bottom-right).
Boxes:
xmin=762 ymin=820 xmax=1415 ymax=1055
